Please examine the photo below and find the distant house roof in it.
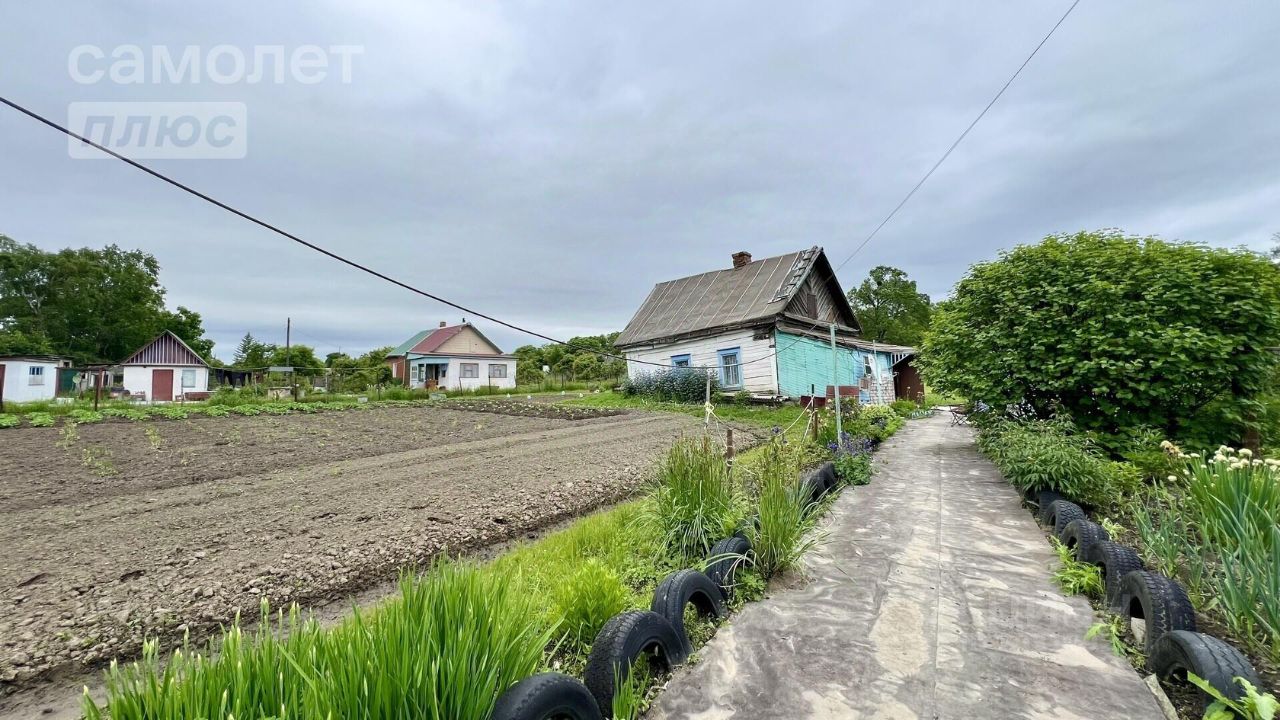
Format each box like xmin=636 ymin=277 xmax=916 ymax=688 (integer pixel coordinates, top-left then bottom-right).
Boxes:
xmin=121 ymin=330 xmax=209 ymax=367
xmin=0 ymin=355 xmax=71 ymax=364
xmin=387 ymin=323 xmax=508 ymax=358
xmin=615 ymin=247 xmax=860 ymax=348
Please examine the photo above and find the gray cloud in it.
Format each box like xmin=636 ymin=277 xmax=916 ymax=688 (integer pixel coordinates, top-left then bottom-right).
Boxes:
xmin=2 ymin=2 xmax=1277 ymax=360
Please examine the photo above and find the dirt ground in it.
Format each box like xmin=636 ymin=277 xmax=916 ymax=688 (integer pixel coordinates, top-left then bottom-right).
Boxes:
xmin=0 ymin=403 xmax=701 ymax=716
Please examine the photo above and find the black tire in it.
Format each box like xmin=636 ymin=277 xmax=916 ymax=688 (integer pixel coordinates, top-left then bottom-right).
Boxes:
xmin=1034 ymin=490 xmax=1064 ymax=524
xmin=816 ymin=461 xmax=837 ymax=490
xmin=1084 ymin=541 xmax=1145 ymax=611
xmin=584 ymin=611 xmax=686 ymax=716
xmin=801 ymin=471 xmax=826 ymax=504
xmin=705 ymin=536 xmax=751 ymax=599
xmin=492 ymin=672 xmax=603 ymax=720
xmin=1149 ymin=631 xmax=1262 ymax=708
xmin=1059 ymin=519 xmax=1110 ymax=561
xmin=651 ymin=569 xmax=726 ymax=655
xmin=1118 ymin=570 xmax=1196 ymax=657
xmin=1048 ymin=500 xmax=1086 ymax=538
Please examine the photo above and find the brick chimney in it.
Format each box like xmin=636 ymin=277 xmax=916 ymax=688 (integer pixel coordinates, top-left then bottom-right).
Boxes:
xmin=732 ymin=251 xmax=752 ymax=268
xmin=439 ymin=321 xmax=447 ymax=328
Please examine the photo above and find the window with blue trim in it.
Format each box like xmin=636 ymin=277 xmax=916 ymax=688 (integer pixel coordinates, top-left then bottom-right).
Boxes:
xmin=671 ymin=354 xmax=691 ymax=368
xmin=717 ymin=347 xmax=741 ymax=388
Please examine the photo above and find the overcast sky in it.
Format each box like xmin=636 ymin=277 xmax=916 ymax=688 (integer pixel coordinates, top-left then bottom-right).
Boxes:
xmin=2 ymin=2 xmax=1277 ymax=361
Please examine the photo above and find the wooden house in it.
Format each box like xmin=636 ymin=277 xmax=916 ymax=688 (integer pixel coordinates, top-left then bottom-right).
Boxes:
xmin=120 ymin=330 xmax=210 ymax=402
xmin=385 ymin=322 xmax=517 ymax=391
xmin=615 ymin=248 xmax=915 ymax=404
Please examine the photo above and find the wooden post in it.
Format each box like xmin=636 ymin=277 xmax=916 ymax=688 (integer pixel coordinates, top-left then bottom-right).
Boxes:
xmin=704 ymin=373 xmax=711 ymax=431
xmin=725 ymin=427 xmax=735 ymax=463
xmin=94 ymin=370 xmax=102 ymax=411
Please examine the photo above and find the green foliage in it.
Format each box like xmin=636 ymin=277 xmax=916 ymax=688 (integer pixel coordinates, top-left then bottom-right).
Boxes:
xmin=0 ymin=235 xmax=214 ymax=364
xmin=978 ymin=417 xmax=1139 ymax=510
xmin=549 ymin=559 xmax=631 ymax=652
xmin=846 ymin=265 xmax=933 ymax=346
xmin=101 ymin=407 xmax=150 ymax=421
xmin=69 ymin=409 xmax=103 ymax=424
xmin=26 ymin=412 xmax=54 ymax=427
xmin=1191 ymin=674 xmax=1278 ymax=720
xmin=568 ymin=392 xmax=809 ymax=439
xmin=84 ymin=562 xmax=550 ymax=720
xmin=919 ymin=230 xmax=1280 ymax=442
xmin=833 ymin=452 xmax=872 ymax=486
xmin=0 ymin=414 xmax=18 ymax=428
xmin=748 ymin=440 xmax=820 ymax=579
xmin=622 ymin=368 xmax=719 ymax=404
xmin=889 ymin=399 xmax=918 ymax=418
xmin=0 ymin=328 xmax=54 ymax=355
xmin=646 ymin=435 xmax=743 ymax=561
xmin=1051 ymin=537 xmax=1104 ymax=597
xmin=513 ymin=334 xmax=627 ymax=384
xmin=1085 ymin=615 xmax=1134 ymax=658
xmin=611 ymin=661 xmax=650 ymax=720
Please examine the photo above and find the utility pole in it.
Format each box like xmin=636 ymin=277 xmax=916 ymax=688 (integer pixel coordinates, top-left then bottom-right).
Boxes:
xmin=285 ymin=317 xmax=291 ymax=367
xmin=830 ymin=324 xmax=842 ymax=442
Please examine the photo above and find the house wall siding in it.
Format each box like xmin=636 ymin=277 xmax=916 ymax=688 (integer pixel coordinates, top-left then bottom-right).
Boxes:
xmin=774 ymin=332 xmax=896 ymax=405
xmin=122 ymin=365 xmax=209 ymax=401
xmin=623 ymin=329 xmax=778 ymax=394
xmin=0 ymin=360 xmax=60 ymax=402
xmin=434 ymin=327 xmax=499 ymax=355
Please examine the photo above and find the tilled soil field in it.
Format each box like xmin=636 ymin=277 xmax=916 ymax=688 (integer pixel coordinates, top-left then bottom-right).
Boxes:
xmin=0 ymin=403 xmax=701 ymax=716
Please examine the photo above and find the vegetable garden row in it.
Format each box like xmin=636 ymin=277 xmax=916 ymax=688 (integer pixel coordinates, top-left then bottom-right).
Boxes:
xmin=80 ymin=402 xmax=911 ymax=720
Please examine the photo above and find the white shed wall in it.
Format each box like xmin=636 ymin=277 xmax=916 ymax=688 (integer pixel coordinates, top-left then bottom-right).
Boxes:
xmin=623 ymin=329 xmax=778 ymax=395
xmin=122 ymin=365 xmax=209 ymax=401
xmin=448 ymin=357 xmax=516 ymax=390
xmin=0 ymin=360 xmax=60 ymax=403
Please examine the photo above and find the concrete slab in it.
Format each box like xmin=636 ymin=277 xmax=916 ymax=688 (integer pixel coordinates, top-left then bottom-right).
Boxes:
xmin=649 ymin=415 xmax=1163 ymax=720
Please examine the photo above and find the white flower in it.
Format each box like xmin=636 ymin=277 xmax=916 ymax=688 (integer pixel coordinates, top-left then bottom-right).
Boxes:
xmin=1160 ymin=440 xmax=1174 ymax=450
xmin=1239 ymin=448 xmax=1253 ymax=458
xmin=1167 ymin=475 xmax=1178 ymax=482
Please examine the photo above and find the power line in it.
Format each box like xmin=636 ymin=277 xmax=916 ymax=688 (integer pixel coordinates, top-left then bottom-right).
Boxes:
xmin=0 ymin=0 xmax=1078 ymax=377
xmin=0 ymin=95 xmax=677 ymax=368
xmin=735 ymin=0 xmax=1081 ymax=368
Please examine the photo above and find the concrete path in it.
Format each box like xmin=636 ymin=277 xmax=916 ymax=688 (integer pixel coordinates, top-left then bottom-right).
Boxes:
xmin=650 ymin=414 xmax=1163 ymax=720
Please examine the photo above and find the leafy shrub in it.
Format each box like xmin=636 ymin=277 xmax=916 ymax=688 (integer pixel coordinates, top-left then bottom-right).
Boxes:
xmin=919 ymin=230 xmax=1280 ymax=441
xmin=26 ymin=412 xmax=54 ymax=427
xmin=978 ymin=417 xmax=1138 ymax=509
xmin=85 ymin=561 xmax=550 ymax=720
xmin=622 ymin=368 xmax=718 ymax=404
xmin=549 ymin=559 xmax=631 ymax=651
xmin=748 ymin=440 xmax=819 ymax=578
xmin=151 ymin=406 xmax=189 ymax=420
xmin=230 ymin=405 xmax=262 ymax=416
xmin=1190 ymin=674 xmax=1279 ymax=719
xmin=646 ymin=435 xmax=742 ymax=561
xmin=0 ymin=414 xmax=18 ymax=428
xmin=200 ymin=405 xmax=230 ymax=417
xmin=889 ymin=399 xmax=917 ymax=418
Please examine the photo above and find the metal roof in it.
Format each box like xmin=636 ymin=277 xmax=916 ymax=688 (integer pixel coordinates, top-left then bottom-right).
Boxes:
xmin=615 ymin=247 xmax=858 ymax=347
xmin=387 ymin=323 xmax=506 ymax=358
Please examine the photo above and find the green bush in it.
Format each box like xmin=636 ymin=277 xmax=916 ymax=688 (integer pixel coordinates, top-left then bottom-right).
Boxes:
xmin=833 ymin=452 xmax=872 ymax=486
xmin=889 ymin=399 xmax=917 ymax=418
xmin=646 ymin=435 xmax=742 ymax=561
xmin=69 ymin=409 xmax=104 ymax=424
xmin=0 ymin=414 xmax=18 ymax=428
xmin=85 ymin=562 xmax=550 ymax=720
xmin=978 ymin=417 xmax=1138 ymax=510
xmin=26 ymin=412 xmax=54 ymax=427
xmin=920 ymin=230 xmax=1280 ymax=443
xmin=621 ymin=368 xmax=718 ymax=404
xmin=101 ymin=407 xmax=150 ymax=421
xmin=549 ymin=559 xmax=631 ymax=651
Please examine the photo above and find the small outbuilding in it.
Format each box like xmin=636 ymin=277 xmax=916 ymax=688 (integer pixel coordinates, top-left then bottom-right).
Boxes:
xmin=120 ymin=330 xmax=210 ymax=402
xmin=0 ymin=355 xmax=73 ymax=404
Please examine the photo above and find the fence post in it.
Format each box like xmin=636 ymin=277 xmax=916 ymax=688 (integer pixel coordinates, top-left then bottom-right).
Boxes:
xmin=725 ymin=427 xmax=734 ymax=465
xmin=704 ymin=373 xmax=711 ymax=431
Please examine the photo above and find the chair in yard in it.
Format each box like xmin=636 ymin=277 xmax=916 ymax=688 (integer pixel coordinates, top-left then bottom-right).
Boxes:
xmin=949 ymin=406 xmax=969 ymax=426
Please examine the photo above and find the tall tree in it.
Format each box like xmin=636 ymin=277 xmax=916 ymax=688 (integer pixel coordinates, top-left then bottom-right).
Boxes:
xmin=0 ymin=235 xmax=214 ymax=363
xmin=846 ymin=265 xmax=932 ymax=346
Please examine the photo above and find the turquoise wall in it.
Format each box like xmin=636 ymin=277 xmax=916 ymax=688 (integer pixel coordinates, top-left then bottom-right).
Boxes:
xmin=775 ymin=331 xmax=894 ymax=402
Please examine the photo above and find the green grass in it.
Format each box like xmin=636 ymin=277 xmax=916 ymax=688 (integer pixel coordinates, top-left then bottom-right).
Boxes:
xmin=567 ymin=392 xmax=808 ymax=437
xmin=1050 ymin=537 xmax=1104 ymax=597
xmin=84 ymin=563 xmax=550 ymax=720
xmin=748 ymin=440 xmax=821 ymax=579
xmin=645 ymin=435 xmax=745 ymax=561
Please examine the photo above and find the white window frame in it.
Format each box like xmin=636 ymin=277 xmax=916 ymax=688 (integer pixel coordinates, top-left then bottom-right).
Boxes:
xmin=181 ymin=368 xmax=197 ymax=388
xmin=488 ymin=363 xmax=507 ymax=378
xmin=28 ymin=365 xmax=45 ymax=385
xmin=461 ymin=363 xmax=479 ymax=379
xmin=717 ymin=348 xmax=741 ymax=389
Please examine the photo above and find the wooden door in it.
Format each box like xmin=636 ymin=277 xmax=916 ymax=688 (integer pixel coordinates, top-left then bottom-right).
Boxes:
xmin=152 ymin=369 xmax=174 ymax=402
